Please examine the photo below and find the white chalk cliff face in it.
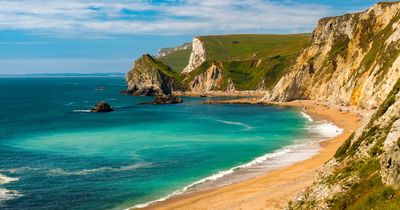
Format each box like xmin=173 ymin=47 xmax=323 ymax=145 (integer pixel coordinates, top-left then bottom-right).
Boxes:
xmin=182 ymin=38 xmax=206 ymax=74
xmin=266 ymin=2 xmax=400 ymax=109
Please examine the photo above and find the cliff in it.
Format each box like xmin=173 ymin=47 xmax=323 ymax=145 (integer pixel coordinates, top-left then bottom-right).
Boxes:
xmin=266 ymin=2 xmax=400 ymax=110
xmin=182 ymin=38 xmax=206 ymax=74
xmin=275 ymin=2 xmax=400 ymax=209
xmin=124 ymin=54 xmax=184 ymax=96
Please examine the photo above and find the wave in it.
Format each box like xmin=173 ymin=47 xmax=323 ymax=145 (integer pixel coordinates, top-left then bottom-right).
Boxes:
xmin=301 ymin=112 xmax=314 ymax=122
xmin=216 ymin=120 xmax=254 ymax=131
xmin=73 ymin=110 xmax=91 ymax=113
xmin=0 ymin=188 xmax=22 ymax=203
xmin=309 ymin=122 xmax=343 ymax=139
xmin=47 ymin=162 xmax=152 ymax=176
xmin=0 ymin=173 xmax=22 ymax=204
xmin=0 ymin=173 xmax=18 ymax=185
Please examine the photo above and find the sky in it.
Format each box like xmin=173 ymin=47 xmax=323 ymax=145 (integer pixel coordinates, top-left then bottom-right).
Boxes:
xmin=0 ymin=0 xmax=396 ymax=74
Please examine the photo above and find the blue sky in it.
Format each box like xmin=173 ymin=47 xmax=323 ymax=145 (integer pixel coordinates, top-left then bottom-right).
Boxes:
xmin=0 ymin=0 xmax=395 ymax=74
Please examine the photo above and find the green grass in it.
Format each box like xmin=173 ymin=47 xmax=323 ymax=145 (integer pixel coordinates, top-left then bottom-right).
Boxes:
xmin=334 ymin=133 xmax=354 ymax=159
xmin=140 ymin=54 xmax=184 ymax=82
xmin=198 ymin=34 xmax=311 ymax=61
xmin=158 ymin=48 xmax=192 ymax=73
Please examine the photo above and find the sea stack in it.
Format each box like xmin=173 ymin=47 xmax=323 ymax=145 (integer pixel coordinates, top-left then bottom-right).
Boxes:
xmin=91 ymin=101 xmax=113 ymax=112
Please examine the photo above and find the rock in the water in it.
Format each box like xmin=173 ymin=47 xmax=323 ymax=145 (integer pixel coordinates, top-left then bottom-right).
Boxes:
xmin=151 ymin=94 xmax=183 ymax=105
xmin=91 ymin=102 xmax=113 ymax=112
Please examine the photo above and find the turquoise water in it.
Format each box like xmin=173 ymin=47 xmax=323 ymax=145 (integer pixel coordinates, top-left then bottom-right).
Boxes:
xmin=0 ymin=77 xmax=309 ymax=210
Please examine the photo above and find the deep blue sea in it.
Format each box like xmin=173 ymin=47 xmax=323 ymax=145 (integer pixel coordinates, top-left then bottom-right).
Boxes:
xmin=0 ymin=77 xmax=323 ymax=210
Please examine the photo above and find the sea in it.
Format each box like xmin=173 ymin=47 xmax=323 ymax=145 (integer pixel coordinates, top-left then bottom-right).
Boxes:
xmin=0 ymin=77 xmax=342 ymax=210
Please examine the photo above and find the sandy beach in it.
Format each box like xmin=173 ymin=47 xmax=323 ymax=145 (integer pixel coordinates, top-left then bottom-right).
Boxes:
xmin=138 ymin=100 xmax=363 ymax=210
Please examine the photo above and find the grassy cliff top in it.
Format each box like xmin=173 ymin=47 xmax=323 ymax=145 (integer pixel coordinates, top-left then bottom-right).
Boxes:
xmin=134 ymin=54 xmax=184 ymax=81
xmin=197 ymin=34 xmax=311 ymax=61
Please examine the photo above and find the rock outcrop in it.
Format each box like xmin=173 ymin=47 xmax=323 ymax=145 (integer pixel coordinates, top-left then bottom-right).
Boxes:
xmin=189 ymin=62 xmax=223 ymax=92
xmin=266 ymin=2 xmax=400 ymax=109
xmin=182 ymin=38 xmax=206 ymax=74
xmin=124 ymin=54 xmax=183 ymax=96
xmin=91 ymin=102 xmax=113 ymax=112
xmin=151 ymin=94 xmax=183 ymax=105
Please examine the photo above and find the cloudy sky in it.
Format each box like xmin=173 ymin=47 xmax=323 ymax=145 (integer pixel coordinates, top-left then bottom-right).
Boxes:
xmin=0 ymin=0 xmax=394 ymax=74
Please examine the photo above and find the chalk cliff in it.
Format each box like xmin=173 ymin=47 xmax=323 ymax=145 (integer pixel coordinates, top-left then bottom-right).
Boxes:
xmin=280 ymin=2 xmax=400 ymax=209
xmin=182 ymin=38 xmax=206 ymax=74
xmin=266 ymin=2 xmax=400 ymax=110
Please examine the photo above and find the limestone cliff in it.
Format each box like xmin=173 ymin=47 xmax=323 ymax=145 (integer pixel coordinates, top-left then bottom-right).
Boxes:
xmin=124 ymin=54 xmax=183 ymax=96
xmin=276 ymin=2 xmax=400 ymax=209
xmin=182 ymin=38 xmax=206 ymax=74
xmin=267 ymin=2 xmax=400 ymax=110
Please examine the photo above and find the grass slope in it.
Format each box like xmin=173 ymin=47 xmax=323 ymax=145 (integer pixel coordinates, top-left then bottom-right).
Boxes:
xmin=158 ymin=48 xmax=192 ymax=73
xmin=198 ymin=34 xmax=310 ymax=61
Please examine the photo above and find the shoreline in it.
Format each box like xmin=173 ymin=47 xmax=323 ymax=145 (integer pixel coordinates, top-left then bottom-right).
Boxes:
xmin=133 ymin=99 xmax=362 ymax=210
xmin=174 ymin=91 xmax=267 ymax=97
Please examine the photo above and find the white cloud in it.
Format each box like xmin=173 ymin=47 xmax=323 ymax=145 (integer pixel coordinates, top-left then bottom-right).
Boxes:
xmin=0 ymin=0 xmax=334 ymax=35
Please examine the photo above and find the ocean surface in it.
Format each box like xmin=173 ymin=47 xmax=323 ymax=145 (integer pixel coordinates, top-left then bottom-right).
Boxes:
xmin=0 ymin=77 xmax=341 ymax=210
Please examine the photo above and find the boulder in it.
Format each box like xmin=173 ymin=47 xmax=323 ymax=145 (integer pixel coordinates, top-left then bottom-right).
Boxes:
xmin=152 ymin=94 xmax=183 ymax=105
xmin=91 ymin=102 xmax=113 ymax=112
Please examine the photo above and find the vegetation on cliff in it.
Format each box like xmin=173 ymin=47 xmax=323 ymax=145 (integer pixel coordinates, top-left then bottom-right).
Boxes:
xmin=125 ymin=54 xmax=184 ymax=96
xmin=157 ymin=45 xmax=192 ymax=73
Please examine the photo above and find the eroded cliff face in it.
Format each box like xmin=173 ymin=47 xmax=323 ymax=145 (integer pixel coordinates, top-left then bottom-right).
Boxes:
xmin=286 ymin=3 xmax=400 ymax=209
xmin=124 ymin=54 xmax=183 ymax=96
xmin=189 ymin=63 xmax=223 ymax=92
xmin=267 ymin=2 xmax=400 ymax=110
xmin=182 ymin=38 xmax=206 ymax=74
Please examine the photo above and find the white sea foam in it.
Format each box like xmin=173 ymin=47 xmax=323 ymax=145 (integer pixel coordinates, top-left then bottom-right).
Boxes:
xmin=0 ymin=174 xmax=18 ymax=185
xmin=0 ymin=173 xmax=21 ymax=204
xmin=73 ymin=110 xmax=92 ymax=113
xmin=309 ymin=122 xmax=343 ymax=139
xmin=216 ymin=120 xmax=254 ymax=131
xmin=301 ymin=111 xmax=314 ymax=122
xmin=0 ymin=188 xmax=22 ymax=203
xmin=131 ymin=113 xmax=344 ymax=209
xmin=48 ymin=162 xmax=152 ymax=176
